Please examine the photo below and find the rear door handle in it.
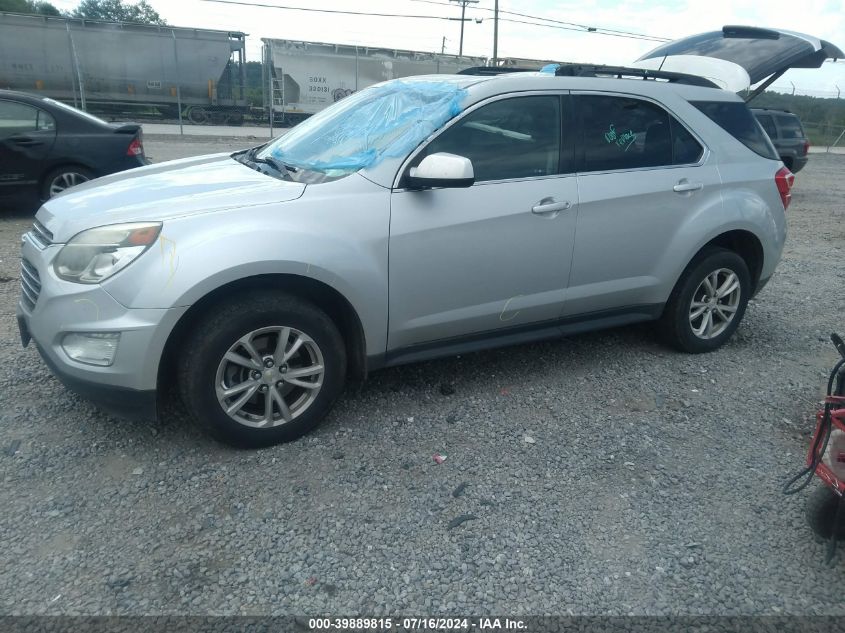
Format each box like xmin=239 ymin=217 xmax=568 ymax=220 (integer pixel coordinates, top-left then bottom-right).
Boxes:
xmin=531 ymin=198 xmax=572 ymax=216
xmin=673 ymin=181 xmax=703 ymax=193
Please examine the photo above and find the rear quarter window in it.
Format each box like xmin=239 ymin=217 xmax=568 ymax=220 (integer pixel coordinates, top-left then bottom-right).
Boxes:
xmin=692 ymin=101 xmax=778 ymax=160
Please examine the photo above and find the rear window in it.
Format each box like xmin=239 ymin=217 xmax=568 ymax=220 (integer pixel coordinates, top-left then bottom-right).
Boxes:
xmin=775 ymin=114 xmax=804 ymax=139
xmin=691 ymin=101 xmax=778 ymax=160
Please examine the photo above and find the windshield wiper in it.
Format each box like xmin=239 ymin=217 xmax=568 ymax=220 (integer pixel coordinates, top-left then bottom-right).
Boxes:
xmin=248 ymin=147 xmax=298 ymax=173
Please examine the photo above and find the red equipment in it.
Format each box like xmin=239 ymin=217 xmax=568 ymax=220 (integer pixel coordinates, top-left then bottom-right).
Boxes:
xmin=784 ymin=333 xmax=845 ymax=562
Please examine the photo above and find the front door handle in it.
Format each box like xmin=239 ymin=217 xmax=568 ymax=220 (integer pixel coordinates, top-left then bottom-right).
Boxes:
xmin=673 ymin=180 xmax=703 ymax=193
xmin=531 ymin=198 xmax=572 ymax=216
xmin=11 ymin=137 xmax=42 ymax=147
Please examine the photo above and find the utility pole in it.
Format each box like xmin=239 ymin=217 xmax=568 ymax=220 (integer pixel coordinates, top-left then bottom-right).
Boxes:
xmin=450 ymin=0 xmax=478 ymax=56
xmin=493 ymin=0 xmax=499 ymax=65
xmin=442 ymin=36 xmax=446 ymax=54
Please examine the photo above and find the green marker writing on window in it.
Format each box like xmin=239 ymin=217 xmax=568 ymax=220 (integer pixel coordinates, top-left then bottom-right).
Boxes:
xmin=604 ymin=124 xmax=636 ymax=151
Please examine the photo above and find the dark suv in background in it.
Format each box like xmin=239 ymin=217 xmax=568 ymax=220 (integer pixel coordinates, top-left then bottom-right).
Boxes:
xmin=752 ymin=108 xmax=810 ymax=173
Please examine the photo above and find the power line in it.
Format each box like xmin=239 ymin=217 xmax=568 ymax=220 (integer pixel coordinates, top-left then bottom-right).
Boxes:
xmin=198 ymin=0 xmax=480 ymax=21
xmin=200 ymin=0 xmax=671 ymax=43
xmin=496 ymin=15 xmax=669 ymax=43
xmin=404 ymin=0 xmax=670 ymax=42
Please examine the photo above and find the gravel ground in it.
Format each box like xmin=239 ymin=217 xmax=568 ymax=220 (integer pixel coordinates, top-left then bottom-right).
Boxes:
xmin=0 ymin=142 xmax=844 ymax=616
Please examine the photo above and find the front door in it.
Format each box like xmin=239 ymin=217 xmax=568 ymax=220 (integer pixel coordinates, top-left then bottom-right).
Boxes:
xmin=388 ymin=93 xmax=578 ymax=352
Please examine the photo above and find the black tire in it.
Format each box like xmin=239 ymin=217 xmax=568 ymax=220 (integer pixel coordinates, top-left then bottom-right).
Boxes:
xmin=178 ymin=291 xmax=346 ymax=448
xmin=659 ymin=248 xmax=751 ymax=353
xmin=40 ymin=165 xmax=94 ymax=201
xmin=806 ymin=484 xmax=845 ymax=540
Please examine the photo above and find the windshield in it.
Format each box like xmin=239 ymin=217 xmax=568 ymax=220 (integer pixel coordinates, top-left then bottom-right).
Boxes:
xmin=42 ymin=98 xmax=109 ymax=125
xmin=256 ymin=79 xmax=468 ymax=178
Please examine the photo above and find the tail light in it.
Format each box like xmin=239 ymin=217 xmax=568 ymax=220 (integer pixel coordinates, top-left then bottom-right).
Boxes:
xmin=775 ymin=166 xmax=794 ymax=210
xmin=802 ymin=140 xmax=810 ymax=156
xmin=126 ymin=135 xmax=144 ymax=157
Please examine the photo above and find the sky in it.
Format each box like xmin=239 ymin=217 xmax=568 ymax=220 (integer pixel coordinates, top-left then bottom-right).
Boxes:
xmin=51 ymin=0 xmax=845 ymax=95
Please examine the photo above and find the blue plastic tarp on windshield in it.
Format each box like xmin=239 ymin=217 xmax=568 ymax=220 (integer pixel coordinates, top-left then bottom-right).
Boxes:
xmin=269 ymin=79 xmax=468 ymax=173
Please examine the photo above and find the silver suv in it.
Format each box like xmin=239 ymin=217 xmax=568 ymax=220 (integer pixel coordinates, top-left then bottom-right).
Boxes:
xmin=16 ymin=27 xmax=841 ymax=447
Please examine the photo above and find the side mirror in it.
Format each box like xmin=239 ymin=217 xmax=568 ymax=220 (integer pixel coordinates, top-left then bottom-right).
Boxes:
xmin=406 ymin=152 xmax=474 ymax=189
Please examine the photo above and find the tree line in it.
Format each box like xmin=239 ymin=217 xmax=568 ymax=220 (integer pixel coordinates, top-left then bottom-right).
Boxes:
xmin=0 ymin=0 xmax=166 ymax=25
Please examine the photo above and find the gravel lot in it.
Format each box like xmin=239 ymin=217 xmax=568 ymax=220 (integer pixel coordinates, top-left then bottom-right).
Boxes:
xmin=1 ymin=138 xmax=844 ymax=616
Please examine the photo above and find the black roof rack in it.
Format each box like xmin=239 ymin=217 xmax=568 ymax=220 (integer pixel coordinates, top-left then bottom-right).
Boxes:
xmin=457 ymin=66 xmax=535 ymax=76
xmin=458 ymin=63 xmax=720 ymax=88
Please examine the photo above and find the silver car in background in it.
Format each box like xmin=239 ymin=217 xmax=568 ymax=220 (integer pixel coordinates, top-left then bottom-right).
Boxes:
xmin=17 ymin=27 xmax=840 ymax=447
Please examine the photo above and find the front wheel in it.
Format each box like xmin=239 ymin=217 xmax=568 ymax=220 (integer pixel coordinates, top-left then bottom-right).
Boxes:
xmin=178 ymin=291 xmax=347 ymax=448
xmin=659 ymin=248 xmax=751 ymax=353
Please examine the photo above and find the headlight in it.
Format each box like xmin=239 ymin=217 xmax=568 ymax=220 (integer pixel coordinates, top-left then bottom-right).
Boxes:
xmin=53 ymin=222 xmax=161 ymax=284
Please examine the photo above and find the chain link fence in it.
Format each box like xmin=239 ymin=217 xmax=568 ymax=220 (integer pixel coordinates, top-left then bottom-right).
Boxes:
xmin=802 ymin=122 xmax=845 ymax=150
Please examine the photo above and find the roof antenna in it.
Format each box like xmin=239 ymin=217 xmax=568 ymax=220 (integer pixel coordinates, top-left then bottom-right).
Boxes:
xmin=657 ymin=54 xmax=668 ymax=72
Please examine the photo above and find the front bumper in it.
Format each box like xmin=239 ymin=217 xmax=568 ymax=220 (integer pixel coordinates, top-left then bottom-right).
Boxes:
xmin=17 ymin=231 xmax=188 ymax=420
xmin=32 ymin=333 xmax=157 ymax=420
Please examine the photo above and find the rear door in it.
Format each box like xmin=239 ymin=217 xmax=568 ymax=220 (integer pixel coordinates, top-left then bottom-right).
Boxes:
xmin=565 ymin=92 xmax=721 ymax=316
xmin=388 ymin=93 xmax=578 ymax=352
xmin=0 ymin=99 xmax=57 ymax=194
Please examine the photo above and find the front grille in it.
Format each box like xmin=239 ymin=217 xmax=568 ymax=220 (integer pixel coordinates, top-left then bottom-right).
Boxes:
xmin=20 ymin=258 xmax=41 ymax=312
xmin=30 ymin=220 xmax=53 ymax=249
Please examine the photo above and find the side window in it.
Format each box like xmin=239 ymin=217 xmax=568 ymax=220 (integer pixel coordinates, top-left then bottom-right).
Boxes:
xmin=775 ymin=115 xmax=803 ymax=139
xmin=757 ymin=114 xmax=777 ymax=139
xmin=691 ymin=101 xmax=778 ymax=160
xmin=671 ymin=118 xmax=704 ymax=165
xmin=0 ymin=100 xmax=39 ymax=138
xmin=37 ymin=110 xmax=56 ymax=132
xmin=577 ymin=95 xmax=701 ymax=172
xmin=419 ymin=95 xmax=561 ymax=182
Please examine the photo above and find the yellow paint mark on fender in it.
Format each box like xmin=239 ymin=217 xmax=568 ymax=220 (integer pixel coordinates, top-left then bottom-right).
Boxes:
xmin=159 ymin=235 xmax=179 ymax=288
xmin=499 ymin=296 xmax=523 ymax=322
xmin=74 ymin=298 xmax=100 ymax=321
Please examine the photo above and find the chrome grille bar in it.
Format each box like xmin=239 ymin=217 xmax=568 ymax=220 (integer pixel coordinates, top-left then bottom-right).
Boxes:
xmin=30 ymin=220 xmax=54 ymax=249
xmin=19 ymin=258 xmax=41 ymax=311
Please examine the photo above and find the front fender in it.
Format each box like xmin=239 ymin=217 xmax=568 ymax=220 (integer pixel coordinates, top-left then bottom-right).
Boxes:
xmin=102 ymin=174 xmax=391 ymax=357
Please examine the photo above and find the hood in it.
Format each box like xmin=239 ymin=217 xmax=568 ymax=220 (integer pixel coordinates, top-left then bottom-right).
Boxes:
xmin=37 ymin=153 xmax=306 ymax=242
xmin=634 ymin=26 xmax=843 ymax=93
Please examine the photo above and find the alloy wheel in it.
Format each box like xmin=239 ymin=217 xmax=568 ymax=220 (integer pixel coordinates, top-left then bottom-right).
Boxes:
xmin=688 ymin=268 xmax=741 ymax=340
xmin=49 ymin=171 xmax=89 ymax=197
xmin=214 ymin=326 xmax=325 ymax=428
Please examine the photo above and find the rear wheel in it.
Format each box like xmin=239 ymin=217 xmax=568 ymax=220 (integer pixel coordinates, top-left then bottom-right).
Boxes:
xmin=178 ymin=291 xmax=346 ymax=448
xmin=806 ymin=484 xmax=845 ymax=540
xmin=659 ymin=248 xmax=751 ymax=353
xmin=41 ymin=166 xmax=93 ymax=200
